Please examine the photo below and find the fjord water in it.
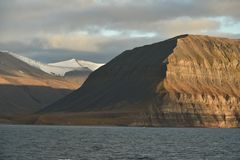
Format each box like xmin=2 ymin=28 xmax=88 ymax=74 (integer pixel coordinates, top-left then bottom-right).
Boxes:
xmin=0 ymin=125 xmax=239 ymax=160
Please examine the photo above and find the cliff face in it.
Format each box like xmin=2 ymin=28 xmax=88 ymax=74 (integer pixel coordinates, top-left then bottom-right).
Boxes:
xmin=152 ymin=35 xmax=240 ymax=127
xmin=41 ymin=35 xmax=240 ymax=128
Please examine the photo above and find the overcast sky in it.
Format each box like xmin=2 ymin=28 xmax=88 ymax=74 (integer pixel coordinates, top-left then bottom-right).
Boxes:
xmin=0 ymin=0 xmax=239 ymax=63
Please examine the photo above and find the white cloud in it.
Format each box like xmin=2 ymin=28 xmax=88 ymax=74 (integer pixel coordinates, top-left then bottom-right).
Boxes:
xmin=43 ymin=33 xmax=106 ymax=52
xmin=155 ymin=17 xmax=220 ymax=36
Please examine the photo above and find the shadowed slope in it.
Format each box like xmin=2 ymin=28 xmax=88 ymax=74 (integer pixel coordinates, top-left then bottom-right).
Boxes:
xmin=0 ymin=85 xmax=71 ymax=115
xmin=41 ymin=35 xmax=187 ymax=113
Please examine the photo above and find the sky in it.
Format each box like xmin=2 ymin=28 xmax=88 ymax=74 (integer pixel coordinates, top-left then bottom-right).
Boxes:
xmin=0 ymin=0 xmax=240 ymax=63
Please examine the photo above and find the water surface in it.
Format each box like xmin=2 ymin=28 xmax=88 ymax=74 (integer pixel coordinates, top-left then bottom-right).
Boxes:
xmin=0 ymin=125 xmax=239 ymax=160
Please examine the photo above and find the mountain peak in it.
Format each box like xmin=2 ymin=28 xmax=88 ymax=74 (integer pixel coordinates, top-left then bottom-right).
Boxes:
xmin=2 ymin=52 xmax=104 ymax=76
xmin=49 ymin=59 xmax=104 ymax=71
xmin=69 ymin=58 xmax=77 ymax=62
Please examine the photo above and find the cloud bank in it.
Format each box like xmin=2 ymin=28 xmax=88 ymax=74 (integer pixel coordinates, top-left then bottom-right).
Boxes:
xmin=0 ymin=0 xmax=239 ymax=62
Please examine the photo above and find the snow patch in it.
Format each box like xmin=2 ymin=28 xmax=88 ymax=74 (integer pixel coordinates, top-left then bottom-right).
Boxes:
xmin=49 ymin=59 xmax=104 ymax=71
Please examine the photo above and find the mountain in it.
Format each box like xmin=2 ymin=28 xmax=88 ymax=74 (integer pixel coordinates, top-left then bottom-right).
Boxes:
xmin=10 ymin=53 xmax=104 ymax=76
xmin=48 ymin=58 xmax=104 ymax=71
xmin=0 ymin=52 xmax=49 ymax=77
xmin=0 ymin=51 xmax=96 ymax=117
xmin=39 ymin=34 xmax=240 ymax=128
xmin=48 ymin=59 xmax=104 ymax=84
xmin=9 ymin=53 xmax=104 ymax=85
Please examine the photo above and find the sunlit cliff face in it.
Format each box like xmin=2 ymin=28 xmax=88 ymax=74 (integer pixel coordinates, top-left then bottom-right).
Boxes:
xmin=162 ymin=35 xmax=240 ymax=127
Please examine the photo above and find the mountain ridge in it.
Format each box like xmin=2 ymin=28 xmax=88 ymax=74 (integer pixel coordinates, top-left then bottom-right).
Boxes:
xmin=8 ymin=52 xmax=104 ymax=76
xmin=48 ymin=58 xmax=104 ymax=71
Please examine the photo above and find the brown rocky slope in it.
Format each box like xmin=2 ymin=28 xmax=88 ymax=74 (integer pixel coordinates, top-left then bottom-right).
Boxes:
xmin=0 ymin=52 xmax=79 ymax=116
xmin=39 ymin=34 xmax=240 ymax=128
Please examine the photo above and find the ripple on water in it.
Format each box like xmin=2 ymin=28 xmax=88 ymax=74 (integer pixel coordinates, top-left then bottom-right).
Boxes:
xmin=0 ymin=125 xmax=240 ymax=160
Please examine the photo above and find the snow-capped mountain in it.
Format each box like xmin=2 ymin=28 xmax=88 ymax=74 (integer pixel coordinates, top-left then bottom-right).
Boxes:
xmin=9 ymin=52 xmax=104 ymax=76
xmin=0 ymin=51 xmax=83 ymax=116
xmin=48 ymin=59 xmax=104 ymax=71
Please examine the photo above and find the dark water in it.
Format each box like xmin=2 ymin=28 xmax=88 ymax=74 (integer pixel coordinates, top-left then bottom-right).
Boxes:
xmin=0 ymin=125 xmax=239 ymax=160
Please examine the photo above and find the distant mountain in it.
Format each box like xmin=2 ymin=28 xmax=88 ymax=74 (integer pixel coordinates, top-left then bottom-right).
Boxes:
xmin=39 ymin=34 xmax=240 ymax=128
xmin=47 ymin=58 xmax=104 ymax=84
xmin=0 ymin=52 xmax=49 ymax=77
xmin=10 ymin=53 xmax=104 ymax=76
xmin=0 ymin=51 xmax=102 ymax=117
xmin=48 ymin=58 xmax=104 ymax=71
